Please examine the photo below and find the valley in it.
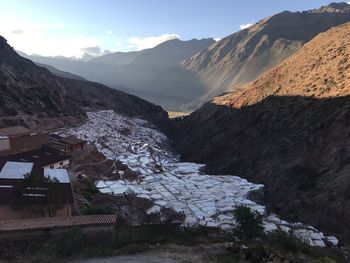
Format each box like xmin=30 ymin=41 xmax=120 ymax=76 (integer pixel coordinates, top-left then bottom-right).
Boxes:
xmin=60 ymin=110 xmax=338 ymax=248
xmin=1 ymin=1 xmax=350 ymax=262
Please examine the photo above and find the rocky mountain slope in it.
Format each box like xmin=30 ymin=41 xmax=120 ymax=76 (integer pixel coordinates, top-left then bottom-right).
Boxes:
xmin=21 ymin=38 xmax=215 ymax=110
xmin=175 ymin=22 xmax=350 ymax=242
xmin=182 ymin=2 xmax=350 ymax=108
xmin=0 ymin=36 xmax=169 ymax=131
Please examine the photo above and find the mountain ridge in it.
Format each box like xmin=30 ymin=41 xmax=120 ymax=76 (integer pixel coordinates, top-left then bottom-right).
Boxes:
xmin=181 ymin=2 xmax=350 ymax=108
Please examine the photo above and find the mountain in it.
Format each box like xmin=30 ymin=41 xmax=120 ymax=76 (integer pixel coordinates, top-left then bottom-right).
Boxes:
xmin=0 ymin=36 xmax=169 ymax=131
xmin=89 ymin=51 xmax=140 ymax=66
xmin=21 ymin=38 xmax=215 ymax=110
xmin=174 ymin=22 xmax=350 ymax=242
xmin=89 ymin=38 xmax=214 ymax=68
xmin=182 ymin=2 xmax=350 ymax=108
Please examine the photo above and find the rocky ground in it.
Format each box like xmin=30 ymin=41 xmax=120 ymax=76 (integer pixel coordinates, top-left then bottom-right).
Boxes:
xmin=61 ymin=110 xmax=338 ymax=248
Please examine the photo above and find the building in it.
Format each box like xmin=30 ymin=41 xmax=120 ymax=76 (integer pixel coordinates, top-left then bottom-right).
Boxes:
xmin=0 ymin=147 xmax=70 ymax=171
xmin=48 ymin=134 xmax=85 ymax=155
xmin=0 ymin=161 xmax=74 ymax=220
xmin=0 ymin=126 xmax=49 ymax=156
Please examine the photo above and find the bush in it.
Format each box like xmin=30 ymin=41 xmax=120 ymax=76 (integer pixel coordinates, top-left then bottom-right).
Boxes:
xmin=114 ymin=224 xmax=178 ymax=248
xmin=81 ymin=205 xmax=113 ymax=215
xmin=48 ymin=228 xmax=87 ymax=257
xmin=232 ymin=206 xmax=264 ymax=241
xmin=266 ymin=230 xmax=308 ymax=253
xmin=266 ymin=230 xmax=345 ymax=262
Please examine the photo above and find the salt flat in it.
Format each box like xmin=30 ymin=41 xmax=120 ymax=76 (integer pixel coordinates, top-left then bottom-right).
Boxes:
xmin=61 ymin=110 xmax=338 ymax=247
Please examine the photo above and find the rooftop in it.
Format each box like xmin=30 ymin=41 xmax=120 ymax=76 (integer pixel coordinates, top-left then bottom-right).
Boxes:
xmin=0 ymin=126 xmax=31 ymax=138
xmin=0 ymin=162 xmax=33 ymax=179
xmin=49 ymin=134 xmax=63 ymax=141
xmin=60 ymin=135 xmax=84 ymax=145
xmin=0 ymin=215 xmax=117 ymax=232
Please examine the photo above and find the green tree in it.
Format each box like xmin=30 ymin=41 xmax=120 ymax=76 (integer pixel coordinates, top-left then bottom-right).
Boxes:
xmin=232 ymin=206 xmax=264 ymax=240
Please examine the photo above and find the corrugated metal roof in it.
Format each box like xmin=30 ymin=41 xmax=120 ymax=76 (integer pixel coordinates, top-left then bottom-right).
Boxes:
xmin=0 ymin=162 xmax=33 ymax=179
xmin=43 ymin=169 xmax=70 ymax=183
xmin=60 ymin=135 xmax=84 ymax=145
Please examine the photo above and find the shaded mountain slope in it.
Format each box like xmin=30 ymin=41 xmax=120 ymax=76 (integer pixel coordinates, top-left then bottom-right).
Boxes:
xmin=182 ymin=2 xmax=350 ymax=107
xmin=0 ymin=36 xmax=169 ymax=131
xmin=175 ymin=22 xmax=350 ymax=242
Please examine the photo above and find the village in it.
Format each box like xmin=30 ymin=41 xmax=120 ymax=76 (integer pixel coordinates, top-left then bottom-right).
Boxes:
xmin=0 ymin=111 xmax=340 ymax=258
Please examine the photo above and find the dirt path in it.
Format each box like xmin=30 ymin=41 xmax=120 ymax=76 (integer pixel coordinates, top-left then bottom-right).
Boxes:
xmin=68 ymin=244 xmax=225 ymax=263
xmin=70 ymin=254 xmax=178 ymax=263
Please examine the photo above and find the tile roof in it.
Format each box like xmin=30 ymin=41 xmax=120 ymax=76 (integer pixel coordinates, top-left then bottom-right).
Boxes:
xmin=0 ymin=215 xmax=117 ymax=232
xmin=0 ymin=238 xmax=40 ymax=258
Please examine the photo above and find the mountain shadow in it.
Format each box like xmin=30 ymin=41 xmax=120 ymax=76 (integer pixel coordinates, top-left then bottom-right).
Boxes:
xmin=174 ymin=95 xmax=350 ymax=242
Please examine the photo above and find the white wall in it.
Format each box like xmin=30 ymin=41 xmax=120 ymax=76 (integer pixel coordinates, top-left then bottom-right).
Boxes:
xmin=0 ymin=137 xmax=10 ymax=152
xmin=43 ymin=159 xmax=70 ymax=169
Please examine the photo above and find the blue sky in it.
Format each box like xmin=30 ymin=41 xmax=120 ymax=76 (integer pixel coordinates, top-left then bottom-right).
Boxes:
xmin=0 ymin=0 xmax=348 ymax=57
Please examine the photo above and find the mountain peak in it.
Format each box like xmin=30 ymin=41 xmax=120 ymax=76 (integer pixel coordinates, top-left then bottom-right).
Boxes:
xmin=308 ymin=2 xmax=350 ymax=13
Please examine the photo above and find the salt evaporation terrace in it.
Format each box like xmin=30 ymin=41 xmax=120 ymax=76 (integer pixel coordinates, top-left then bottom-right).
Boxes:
xmin=61 ymin=110 xmax=338 ymax=247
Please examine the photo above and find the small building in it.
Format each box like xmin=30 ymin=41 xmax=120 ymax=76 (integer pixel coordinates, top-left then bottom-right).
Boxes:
xmin=60 ymin=136 xmax=85 ymax=152
xmin=0 ymin=161 xmax=74 ymax=220
xmin=47 ymin=134 xmax=85 ymax=154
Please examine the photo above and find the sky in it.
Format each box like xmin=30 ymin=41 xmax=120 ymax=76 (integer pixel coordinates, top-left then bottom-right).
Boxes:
xmin=0 ymin=0 xmax=348 ymax=58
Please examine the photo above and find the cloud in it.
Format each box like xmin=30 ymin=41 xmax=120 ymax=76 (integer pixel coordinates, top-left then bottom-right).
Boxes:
xmin=347 ymin=1 xmax=350 ymax=4
xmin=240 ymin=23 xmax=253 ymax=30
xmin=11 ymin=29 xmax=24 ymax=34
xmin=80 ymin=45 xmax=112 ymax=56
xmin=214 ymin=38 xmax=221 ymax=42
xmin=0 ymin=21 xmax=108 ymax=58
xmin=127 ymin=33 xmax=180 ymax=50
xmin=106 ymin=30 xmax=113 ymax=35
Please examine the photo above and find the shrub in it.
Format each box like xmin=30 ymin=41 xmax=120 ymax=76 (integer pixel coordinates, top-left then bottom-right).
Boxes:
xmin=81 ymin=205 xmax=112 ymax=215
xmin=48 ymin=228 xmax=86 ymax=257
xmin=232 ymin=206 xmax=264 ymax=241
xmin=266 ymin=230 xmax=308 ymax=253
